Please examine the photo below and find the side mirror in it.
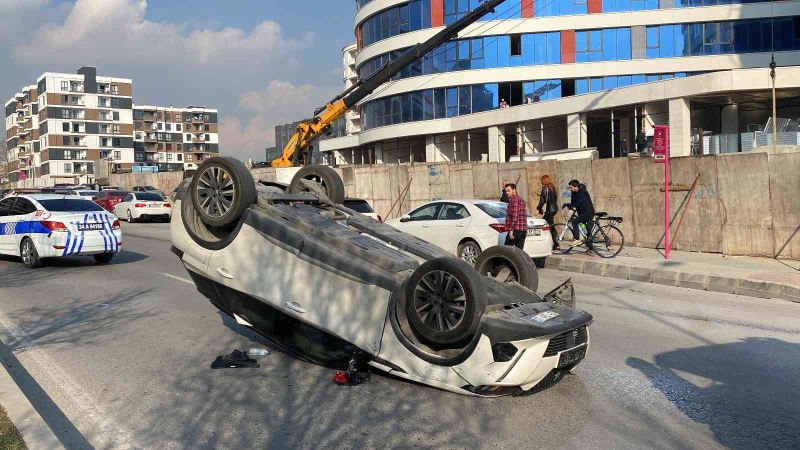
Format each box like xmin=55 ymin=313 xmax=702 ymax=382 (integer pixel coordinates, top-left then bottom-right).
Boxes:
xmin=399 ymin=215 xmax=411 ymax=223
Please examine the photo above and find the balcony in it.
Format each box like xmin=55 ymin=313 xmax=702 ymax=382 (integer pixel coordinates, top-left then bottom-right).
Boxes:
xmin=144 ymin=135 xmax=157 ymax=143
xmin=191 ymin=116 xmax=205 ymax=123
xmin=191 ymin=136 xmax=206 ymax=143
xmin=142 ymin=113 xmax=157 ymax=122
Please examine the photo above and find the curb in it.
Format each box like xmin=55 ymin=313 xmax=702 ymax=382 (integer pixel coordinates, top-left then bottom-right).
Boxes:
xmin=0 ymin=353 xmax=64 ymax=450
xmin=545 ymin=255 xmax=799 ymax=302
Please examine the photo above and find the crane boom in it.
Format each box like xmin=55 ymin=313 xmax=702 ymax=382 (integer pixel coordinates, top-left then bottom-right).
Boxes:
xmin=271 ymin=0 xmax=507 ymax=167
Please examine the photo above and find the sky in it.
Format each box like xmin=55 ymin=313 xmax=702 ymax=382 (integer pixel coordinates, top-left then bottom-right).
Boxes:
xmin=0 ymin=0 xmax=356 ymax=161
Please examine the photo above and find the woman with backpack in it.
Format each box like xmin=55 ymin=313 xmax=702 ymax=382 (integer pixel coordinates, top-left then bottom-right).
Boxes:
xmin=536 ymin=175 xmax=560 ymax=251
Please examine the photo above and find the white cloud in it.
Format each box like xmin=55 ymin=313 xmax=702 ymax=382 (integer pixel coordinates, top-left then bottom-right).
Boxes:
xmin=13 ymin=0 xmax=312 ymax=70
xmin=219 ymin=80 xmax=339 ymax=161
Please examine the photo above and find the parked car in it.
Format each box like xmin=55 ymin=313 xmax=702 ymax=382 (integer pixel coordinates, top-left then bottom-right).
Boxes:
xmin=343 ymin=197 xmax=382 ymax=222
xmin=386 ymin=200 xmax=552 ymax=267
xmin=114 ymin=192 xmax=171 ymax=222
xmin=132 ymin=185 xmax=163 ymax=194
xmin=69 ymin=189 xmax=100 ymax=199
xmin=93 ymin=190 xmax=130 ymax=213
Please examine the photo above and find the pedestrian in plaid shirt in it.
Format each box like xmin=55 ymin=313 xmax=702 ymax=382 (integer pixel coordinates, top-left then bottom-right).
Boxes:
xmin=503 ymin=183 xmax=528 ymax=249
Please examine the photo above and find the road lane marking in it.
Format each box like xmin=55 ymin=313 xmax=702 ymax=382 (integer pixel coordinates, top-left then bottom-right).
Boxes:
xmin=0 ymin=316 xmax=138 ymax=449
xmin=162 ymin=273 xmax=194 ymax=285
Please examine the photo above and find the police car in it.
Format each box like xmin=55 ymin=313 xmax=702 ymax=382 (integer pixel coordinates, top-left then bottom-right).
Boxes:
xmin=0 ymin=193 xmax=122 ymax=268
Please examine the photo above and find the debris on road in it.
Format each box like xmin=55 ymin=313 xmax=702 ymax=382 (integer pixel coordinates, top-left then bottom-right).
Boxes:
xmin=210 ymin=350 xmax=260 ymax=369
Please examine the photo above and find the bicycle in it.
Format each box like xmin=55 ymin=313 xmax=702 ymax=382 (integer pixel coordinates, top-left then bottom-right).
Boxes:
xmin=553 ymin=209 xmax=625 ymax=258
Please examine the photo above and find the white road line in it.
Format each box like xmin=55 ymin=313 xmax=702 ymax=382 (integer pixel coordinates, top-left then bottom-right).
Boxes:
xmin=162 ymin=273 xmax=194 ymax=285
xmin=0 ymin=316 xmax=138 ymax=449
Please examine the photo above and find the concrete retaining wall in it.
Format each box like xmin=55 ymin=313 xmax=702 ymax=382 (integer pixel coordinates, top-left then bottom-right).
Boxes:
xmin=108 ymin=149 xmax=800 ymax=259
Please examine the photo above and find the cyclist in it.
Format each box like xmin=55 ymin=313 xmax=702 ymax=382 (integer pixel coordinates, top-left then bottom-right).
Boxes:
xmin=562 ymin=179 xmax=595 ymax=247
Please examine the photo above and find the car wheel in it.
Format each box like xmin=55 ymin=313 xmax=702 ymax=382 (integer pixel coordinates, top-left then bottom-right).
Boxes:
xmin=533 ymin=257 xmax=546 ymax=269
xmin=474 ymin=246 xmax=539 ymax=292
xmin=20 ymin=238 xmax=42 ymax=269
xmin=404 ymin=257 xmax=487 ymax=347
xmin=190 ymin=157 xmax=256 ymax=228
xmin=127 ymin=210 xmax=135 ymax=223
xmin=93 ymin=253 xmax=114 ymax=264
xmin=457 ymin=240 xmax=481 ymax=265
xmin=288 ymin=165 xmax=345 ymax=204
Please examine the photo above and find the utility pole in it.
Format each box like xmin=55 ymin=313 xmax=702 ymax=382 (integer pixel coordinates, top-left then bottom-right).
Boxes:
xmin=770 ymin=56 xmax=777 ymax=151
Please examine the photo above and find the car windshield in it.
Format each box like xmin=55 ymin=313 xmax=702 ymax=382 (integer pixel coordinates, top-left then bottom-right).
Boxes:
xmin=144 ymin=186 xmax=158 ymax=191
xmin=344 ymin=200 xmax=374 ymax=213
xmin=136 ymin=193 xmax=164 ymax=201
xmin=38 ymin=199 xmax=105 ymax=212
xmin=105 ymin=191 xmax=129 ymax=197
xmin=78 ymin=191 xmax=99 ymax=197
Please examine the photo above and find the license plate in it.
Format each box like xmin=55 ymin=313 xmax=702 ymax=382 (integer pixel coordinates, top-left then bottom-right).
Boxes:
xmin=148 ymin=204 xmax=160 ymax=208
xmin=527 ymin=228 xmax=541 ymax=236
xmin=557 ymin=345 xmax=587 ymax=368
xmin=77 ymin=223 xmax=104 ymax=231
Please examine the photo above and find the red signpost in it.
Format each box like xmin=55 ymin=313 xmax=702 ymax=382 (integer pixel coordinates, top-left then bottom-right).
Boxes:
xmin=653 ymin=125 xmax=670 ymax=260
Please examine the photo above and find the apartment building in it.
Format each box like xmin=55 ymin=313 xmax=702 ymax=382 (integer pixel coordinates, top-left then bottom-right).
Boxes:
xmin=133 ymin=105 xmax=219 ymax=171
xmin=3 ymin=67 xmax=134 ymax=186
xmin=3 ymin=67 xmax=219 ymax=187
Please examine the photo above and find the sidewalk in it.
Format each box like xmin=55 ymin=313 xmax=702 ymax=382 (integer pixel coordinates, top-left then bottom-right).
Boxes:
xmin=546 ymin=246 xmax=800 ymax=302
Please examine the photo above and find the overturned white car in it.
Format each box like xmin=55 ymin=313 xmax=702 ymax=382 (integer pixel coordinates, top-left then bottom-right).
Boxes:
xmin=171 ymin=157 xmax=592 ymax=396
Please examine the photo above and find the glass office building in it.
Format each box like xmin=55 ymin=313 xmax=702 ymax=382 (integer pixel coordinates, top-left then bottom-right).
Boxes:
xmin=320 ymin=0 xmax=800 ymax=164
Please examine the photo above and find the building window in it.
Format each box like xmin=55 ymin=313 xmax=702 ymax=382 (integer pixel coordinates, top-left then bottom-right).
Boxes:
xmin=100 ymin=124 xmax=109 ymax=134
xmin=112 ymin=124 xmax=120 ymax=134
xmin=64 ymin=163 xmax=72 ymax=173
xmin=111 ymin=85 xmax=119 ymax=94
xmin=176 ymin=124 xmax=181 ymax=131
xmin=167 ymin=153 xmax=173 ymax=161
xmin=186 ymin=134 xmax=191 ymax=141
xmin=113 ymin=111 xmax=119 ymax=121
xmin=61 ymin=81 xmax=69 ymax=91
xmin=114 ymin=151 xmax=121 ymax=160
xmin=510 ymin=35 xmax=522 ymax=56
xmin=204 ymin=134 xmax=210 ymax=141
xmin=165 ymin=123 xmax=171 ymax=131
xmin=177 ymin=153 xmax=183 ymax=161
xmin=113 ymin=138 xmax=121 ymax=147
xmin=61 ymin=109 xmax=70 ymax=119
xmin=62 ymin=123 xmax=70 ymax=132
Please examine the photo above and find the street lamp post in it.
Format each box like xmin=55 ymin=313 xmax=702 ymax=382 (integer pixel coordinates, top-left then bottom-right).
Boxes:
xmin=769 ymin=57 xmax=777 ymax=152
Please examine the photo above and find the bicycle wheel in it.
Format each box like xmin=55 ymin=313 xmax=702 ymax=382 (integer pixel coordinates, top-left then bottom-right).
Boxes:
xmin=552 ymin=223 xmax=575 ymax=254
xmin=590 ymin=224 xmax=624 ymax=258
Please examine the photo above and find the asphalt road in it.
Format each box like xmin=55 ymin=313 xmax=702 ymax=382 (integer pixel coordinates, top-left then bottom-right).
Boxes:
xmin=0 ymin=222 xmax=798 ymax=449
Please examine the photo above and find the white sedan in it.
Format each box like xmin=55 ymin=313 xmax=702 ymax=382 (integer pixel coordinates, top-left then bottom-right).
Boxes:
xmin=114 ymin=192 xmax=172 ymax=222
xmin=0 ymin=194 xmax=121 ymax=268
xmin=386 ymin=200 xmax=552 ymax=267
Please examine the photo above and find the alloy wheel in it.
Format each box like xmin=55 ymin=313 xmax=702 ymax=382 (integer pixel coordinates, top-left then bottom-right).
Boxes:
xmin=195 ymin=165 xmax=235 ymax=218
xmin=412 ymin=270 xmax=467 ymax=332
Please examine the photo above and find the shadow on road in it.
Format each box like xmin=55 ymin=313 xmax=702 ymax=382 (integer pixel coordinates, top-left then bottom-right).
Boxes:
xmin=628 ymin=337 xmax=800 ymax=449
xmin=4 ymin=288 xmax=157 ymax=350
xmin=0 ymin=250 xmax=148 ymax=289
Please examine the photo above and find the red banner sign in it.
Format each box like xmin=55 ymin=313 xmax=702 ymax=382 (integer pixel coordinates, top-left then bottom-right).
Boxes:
xmin=653 ymin=125 xmax=669 ymax=163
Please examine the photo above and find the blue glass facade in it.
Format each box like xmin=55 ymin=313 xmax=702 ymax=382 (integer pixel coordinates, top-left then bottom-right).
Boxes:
xmin=362 ymin=73 xmax=697 ymax=129
xmin=575 ymin=28 xmax=631 ymax=62
xmin=646 ymin=17 xmax=800 ymax=58
xmin=359 ymin=32 xmax=561 ymax=80
xmin=358 ymin=0 xmax=777 ymax=48
xmin=360 ymin=0 xmax=431 ymax=47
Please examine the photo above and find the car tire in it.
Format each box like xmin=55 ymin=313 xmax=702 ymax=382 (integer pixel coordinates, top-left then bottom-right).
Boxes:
xmin=404 ymin=257 xmax=487 ymax=347
xmin=20 ymin=238 xmax=42 ymax=269
xmin=533 ymin=257 xmax=546 ymax=269
xmin=288 ymin=165 xmax=345 ymax=204
xmin=474 ymin=246 xmax=539 ymax=292
xmin=93 ymin=253 xmax=114 ymax=264
xmin=457 ymin=240 xmax=482 ymax=265
xmin=190 ymin=157 xmax=256 ymax=228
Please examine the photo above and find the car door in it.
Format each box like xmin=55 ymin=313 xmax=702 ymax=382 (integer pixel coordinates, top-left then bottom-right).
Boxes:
xmin=6 ymin=198 xmax=37 ymax=253
xmin=117 ymin=194 xmax=133 ymax=217
xmin=395 ymin=203 xmax=441 ymax=242
xmin=428 ymin=202 xmax=472 ymax=253
xmin=0 ymin=197 xmax=17 ymax=253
